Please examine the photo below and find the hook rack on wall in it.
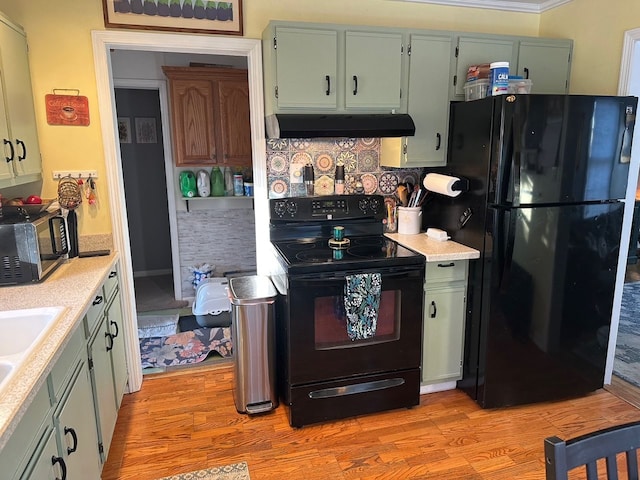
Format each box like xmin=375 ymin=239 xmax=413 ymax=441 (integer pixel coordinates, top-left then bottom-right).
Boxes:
xmin=52 ymin=170 xmax=98 ymax=180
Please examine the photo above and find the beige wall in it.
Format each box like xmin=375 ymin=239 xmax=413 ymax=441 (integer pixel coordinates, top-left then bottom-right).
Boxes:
xmin=539 ymin=0 xmax=639 ymax=95
xmin=3 ymin=0 xmax=627 ymax=237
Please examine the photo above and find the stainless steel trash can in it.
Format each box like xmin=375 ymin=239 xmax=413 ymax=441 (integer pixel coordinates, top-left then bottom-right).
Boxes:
xmin=229 ymin=275 xmax=278 ymax=414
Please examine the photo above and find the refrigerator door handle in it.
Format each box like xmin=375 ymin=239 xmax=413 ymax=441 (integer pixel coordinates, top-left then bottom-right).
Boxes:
xmin=496 ymin=106 xmax=520 ymax=206
xmin=510 ymin=112 xmax=523 ymax=206
xmin=495 ymin=208 xmax=517 ymax=292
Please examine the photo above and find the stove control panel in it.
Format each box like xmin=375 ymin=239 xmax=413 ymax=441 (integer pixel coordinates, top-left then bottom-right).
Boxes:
xmin=270 ymin=195 xmax=384 ymax=222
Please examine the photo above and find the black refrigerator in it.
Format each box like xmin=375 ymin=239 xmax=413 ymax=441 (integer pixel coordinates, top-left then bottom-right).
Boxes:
xmin=424 ymin=94 xmax=637 ymax=408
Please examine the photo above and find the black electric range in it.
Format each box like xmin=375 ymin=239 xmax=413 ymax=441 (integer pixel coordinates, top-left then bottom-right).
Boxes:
xmin=269 ymin=195 xmax=426 ymax=428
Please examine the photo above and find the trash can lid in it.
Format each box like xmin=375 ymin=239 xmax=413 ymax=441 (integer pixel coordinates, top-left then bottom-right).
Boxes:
xmin=229 ymin=275 xmax=277 ymax=305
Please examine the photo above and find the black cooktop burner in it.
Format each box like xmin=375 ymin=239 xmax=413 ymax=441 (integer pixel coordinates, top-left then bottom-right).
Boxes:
xmin=272 ymin=235 xmax=423 ymax=274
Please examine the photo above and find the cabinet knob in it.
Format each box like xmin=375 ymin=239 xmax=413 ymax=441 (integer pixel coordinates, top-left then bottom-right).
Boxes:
xmin=3 ymin=139 xmax=14 ymax=162
xmin=436 ymin=133 xmax=441 ymax=151
xmin=51 ymin=455 xmax=67 ymax=480
xmin=64 ymin=426 xmax=78 ymax=455
xmin=325 ymin=75 xmax=331 ymax=96
xmin=352 ymin=75 xmax=358 ymax=96
xmin=92 ymin=295 xmax=103 ymax=306
xmin=16 ymin=139 xmax=26 ymax=161
xmin=110 ymin=320 xmax=120 ymax=338
xmin=105 ymin=331 xmax=114 ymax=352
xmin=524 ymin=67 xmax=530 ymax=79
xmin=430 ymin=300 xmax=437 ymax=318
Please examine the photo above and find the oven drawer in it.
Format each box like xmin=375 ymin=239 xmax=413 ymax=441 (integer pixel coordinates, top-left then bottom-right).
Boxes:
xmin=287 ymin=368 xmax=420 ymax=428
xmin=426 ymin=260 xmax=467 ymax=284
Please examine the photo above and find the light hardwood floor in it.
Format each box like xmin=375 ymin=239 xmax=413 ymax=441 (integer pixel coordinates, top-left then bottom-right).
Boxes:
xmin=102 ymin=363 xmax=640 ymax=480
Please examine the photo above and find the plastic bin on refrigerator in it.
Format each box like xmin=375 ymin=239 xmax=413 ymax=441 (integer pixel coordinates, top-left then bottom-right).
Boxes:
xmin=229 ymin=275 xmax=278 ymax=414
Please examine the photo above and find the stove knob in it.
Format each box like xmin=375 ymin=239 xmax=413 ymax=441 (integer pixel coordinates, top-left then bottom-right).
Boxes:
xmin=274 ymin=201 xmax=287 ymax=217
xmin=358 ymin=199 xmax=368 ymax=213
xmin=286 ymin=201 xmax=298 ymax=216
xmin=368 ymin=197 xmax=381 ymax=214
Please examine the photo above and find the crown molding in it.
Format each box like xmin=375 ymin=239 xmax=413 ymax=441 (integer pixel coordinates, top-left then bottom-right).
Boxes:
xmin=393 ymin=0 xmax=572 ymax=13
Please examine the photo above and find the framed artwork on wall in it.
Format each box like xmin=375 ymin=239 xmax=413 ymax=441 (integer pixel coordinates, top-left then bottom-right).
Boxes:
xmin=102 ymin=0 xmax=243 ymax=36
xmin=118 ymin=117 xmax=132 ymax=144
xmin=135 ymin=117 xmax=158 ymax=144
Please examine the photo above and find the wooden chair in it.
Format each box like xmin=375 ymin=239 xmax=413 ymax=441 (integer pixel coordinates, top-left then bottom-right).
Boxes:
xmin=544 ymin=421 xmax=640 ymax=480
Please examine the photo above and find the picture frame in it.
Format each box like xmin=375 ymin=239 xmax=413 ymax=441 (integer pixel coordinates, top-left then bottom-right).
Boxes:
xmin=118 ymin=117 xmax=132 ymax=144
xmin=135 ymin=117 xmax=158 ymax=144
xmin=102 ymin=0 xmax=243 ymax=36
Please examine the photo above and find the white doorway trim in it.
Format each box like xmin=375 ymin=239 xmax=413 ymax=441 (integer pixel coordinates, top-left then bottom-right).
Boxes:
xmin=112 ymin=78 xmax=182 ymax=301
xmin=91 ymin=30 xmax=266 ymax=392
xmin=604 ymin=27 xmax=640 ymax=384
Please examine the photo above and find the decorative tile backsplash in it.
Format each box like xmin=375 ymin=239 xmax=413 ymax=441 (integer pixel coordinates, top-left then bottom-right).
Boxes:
xmin=266 ymin=138 xmax=423 ymax=198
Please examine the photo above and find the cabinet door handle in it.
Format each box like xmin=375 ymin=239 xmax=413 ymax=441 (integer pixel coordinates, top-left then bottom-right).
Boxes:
xmin=52 ymin=455 xmax=67 ymax=480
xmin=352 ymin=75 xmax=358 ymax=95
xmin=325 ymin=75 xmax=331 ymax=96
xmin=106 ymin=332 xmax=114 ymax=352
xmin=437 ymin=262 xmax=455 ymax=268
xmin=64 ymin=426 xmax=78 ymax=454
xmin=92 ymin=295 xmax=103 ymax=306
xmin=4 ymin=139 xmax=14 ymax=162
xmin=109 ymin=271 xmax=117 ymax=278
xmin=436 ymin=133 xmax=441 ymax=151
xmin=16 ymin=139 xmax=26 ymax=161
xmin=110 ymin=320 xmax=120 ymax=338
xmin=523 ymin=67 xmax=530 ymax=79
xmin=430 ymin=300 xmax=437 ymax=318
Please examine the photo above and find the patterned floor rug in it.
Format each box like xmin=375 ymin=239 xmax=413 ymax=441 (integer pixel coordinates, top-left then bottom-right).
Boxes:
xmin=155 ymin=461 xmax=250 ymax=480
xmin=140 ymin=327 xmax=233 ymax=368
xmin=613 ymin=282 xmax=640 ymax=387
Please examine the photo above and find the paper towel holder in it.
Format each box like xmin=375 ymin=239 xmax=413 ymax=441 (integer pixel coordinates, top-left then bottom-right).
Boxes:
xmin=451 ymin=177 xmax=469 ymax=193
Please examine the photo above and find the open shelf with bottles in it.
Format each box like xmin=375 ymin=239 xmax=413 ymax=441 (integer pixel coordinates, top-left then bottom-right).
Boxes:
xmin=182 ymin=196 xmax=254 ymax=212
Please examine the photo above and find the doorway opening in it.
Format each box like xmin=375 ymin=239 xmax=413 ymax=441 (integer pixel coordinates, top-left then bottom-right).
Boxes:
xmin=92 ymin=31 xmax=268 ymax=392
xmin=606 ymin=26 xmax=640 ymax=407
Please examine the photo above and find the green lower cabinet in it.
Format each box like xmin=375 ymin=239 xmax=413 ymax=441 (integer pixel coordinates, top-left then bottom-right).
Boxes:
xmin=422 ymin=285 xmax=466 ymax=385
xmin=52 ymin=360 xmax=102 ymax=478
xmin=86 ymin=266 xmax=127 ymax=464
xmin=421 ymin=259 xmax=468 ymax=386
xmin=88 ymin=314 xmax=119 ymax=463
xmin=107 ymin=290 xmax=129 ymax=409
xmin=21 ymin=427 xmax=57 ymax=480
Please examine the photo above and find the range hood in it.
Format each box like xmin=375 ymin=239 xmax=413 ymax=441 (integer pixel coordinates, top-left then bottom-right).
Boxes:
xmin=265 ymin=113 xmax=415 ymax=139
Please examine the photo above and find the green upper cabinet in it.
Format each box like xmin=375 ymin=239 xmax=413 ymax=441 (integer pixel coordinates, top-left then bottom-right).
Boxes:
xmin=263 ymin=21 xmax=407 ymax=115
xmin=0 ymin=12 xmax=42 ymax=188
xmin=273 ymin=26 xmax=338 ymax=110
xmin=454 ymin=35 xmax=516 ymax=97
xmin=515 ymin=40 xmax=572 ymax=93
xmin=344 ymin=31 xmax=403 ymax=111
xmin=381 ymin=33 xmax=453 ymax=168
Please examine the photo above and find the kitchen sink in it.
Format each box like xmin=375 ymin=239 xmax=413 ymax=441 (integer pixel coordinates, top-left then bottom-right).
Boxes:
xmin=0 ymin=363 xmax=14 ymax=386
xmin=0 ymin=306 xmax=65 ymax=389
xmin=0 ymin=306 xmax=64 ymax=357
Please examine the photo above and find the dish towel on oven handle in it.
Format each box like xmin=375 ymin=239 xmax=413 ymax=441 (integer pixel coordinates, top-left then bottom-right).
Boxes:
xmin=344 ymin=273 xmax=382 ymax=340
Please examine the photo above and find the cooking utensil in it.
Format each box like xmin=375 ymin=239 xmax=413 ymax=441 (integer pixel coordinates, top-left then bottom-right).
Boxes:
xmin=57 ymin=176 xmax=82 ymax=258
xmin=396 ymin=185 xmax=408 ymax=206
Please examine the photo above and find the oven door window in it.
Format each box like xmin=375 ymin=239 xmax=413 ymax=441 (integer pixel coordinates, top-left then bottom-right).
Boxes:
xmin=314 ymin=290 xmax=399 ymax=349
xmin=287 ymin=267 xmax=424 ymax=384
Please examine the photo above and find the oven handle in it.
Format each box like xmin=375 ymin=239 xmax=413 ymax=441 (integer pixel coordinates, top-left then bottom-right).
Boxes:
xmin=292 ymin=266 xmax=423 ymax=283
xmin=308 ymin=377 xmax=405 ymax=399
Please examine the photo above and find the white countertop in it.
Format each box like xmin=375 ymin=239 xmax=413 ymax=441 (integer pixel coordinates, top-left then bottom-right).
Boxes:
xmin=386 ymin=232 xmax=480 ymax=261
xmin=0 ymin=253 xmax=119 ymax=450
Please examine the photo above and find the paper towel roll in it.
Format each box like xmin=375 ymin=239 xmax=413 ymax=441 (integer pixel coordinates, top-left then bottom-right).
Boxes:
xmin=423 ymin=173 xmax=463 ymax=197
